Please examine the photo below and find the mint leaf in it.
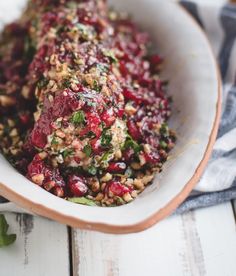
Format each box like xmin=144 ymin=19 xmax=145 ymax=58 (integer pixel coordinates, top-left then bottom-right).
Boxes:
xmin=71 ymin=111 xmax=85 ymax=125
xmin=0 ymin=214 xmax=16 ymax=248
xmin=68 ymin=197 xmax=97 ymax=206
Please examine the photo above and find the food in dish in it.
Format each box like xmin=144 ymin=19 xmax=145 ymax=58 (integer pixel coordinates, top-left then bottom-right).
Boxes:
xmin=0 ymin=0 xmax=175 ymax=206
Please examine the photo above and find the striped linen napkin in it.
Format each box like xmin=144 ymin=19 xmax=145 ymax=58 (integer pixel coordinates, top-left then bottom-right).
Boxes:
xmin=0 ymin=0 xmax=236 ymax=214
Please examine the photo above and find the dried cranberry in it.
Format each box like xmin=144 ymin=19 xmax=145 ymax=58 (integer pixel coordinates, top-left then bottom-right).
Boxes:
xmin=68 ymin=175 xmax=88 ymax=197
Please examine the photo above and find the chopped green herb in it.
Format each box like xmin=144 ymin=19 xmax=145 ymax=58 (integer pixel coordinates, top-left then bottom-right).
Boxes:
xmin=116 ymin=196 xmax=125 ymax=205
xmin=123 ymin=135 xmax=142 ymax=153
xmin=93 ymin=80 xmax=101 ymax=92
xmin=160 ymin=123 xmax=169 ymax=137
xmin=96 ymin=63 xmax=109 ymax=73
xmin=62 ymin=149 xmax=73 ymax=159
xmin=71 ymin=111 xmax=85 ymax=125
xmin=37 ymin=78 xmax=49 ymax=89
xmin=66 ymin=1 xmax=77 ymax=9
xmin=62 ymin=78 xmax=71 ymax=89
xmin=0 ymin=214 xmax=16 ymax=248
xmin=103 ymin=49 xmax=118 ymax=64
xmin=83 ymin=144 xmax=92 ymax=157
xmin=87 ymin=165 xmax=97 ymax=176
xmin=51 ymin=136 xmax=59 ymax=145
xmin=68 ymin=197 xmax=97 ymax=206
xmin=101 ymin=129 xmax=112 ymax=147
xmin=159 ymin=141 xmax=167 ymax=149
xmin=86 ymin=131 xmax=96 ymax=138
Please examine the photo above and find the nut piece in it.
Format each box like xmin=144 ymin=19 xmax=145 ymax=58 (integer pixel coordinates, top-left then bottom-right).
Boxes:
xmin=133 ymin=179 xmax=144 ymax=190
xmin=123 ymin=192 xmax=133 ymax=203
xmin=142 ymin=174 xmax=154 ymax=185
xmin=125 ymin=104 xmax=137 ymax=116
xmin=100 ymin=173 xmax=112 ymax=182
xmin=0 ymin=95 xmax=16 ymax=107
xmin=32 ymin=174 xmax=45 ymax=186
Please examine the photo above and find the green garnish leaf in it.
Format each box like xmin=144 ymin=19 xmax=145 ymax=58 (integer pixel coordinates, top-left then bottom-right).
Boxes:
xmin=83 ymin=144 xmax=92 ymax=157
xmin=71 ymin=111 xmax=85 ymax=125
xmin=51 ymin=136 xmax=59 ymax=145
xmin=37 ymin=78 xmax=49 ymax=89
xmin=68 ymin=197 xmax=97 ymax=206
xmin=159 ymin=141 xmax=167 ymax=149
xmin=160 ymin=123 xmax=169 ymax=137
xmin=0 ymin=214 xmax=16 ymax=248
xmin=93 ymin=80 xmax=101 ymax=92
xmin=62 ymin=78 xmax=71 ymax=89
xmin=101 ymin=129 xmax=112 ymax=147
xmin=123 ymin=135 xmax=142 ymax=153
xmin=96 ymin=63 xmax=109 ymax=73
xmin=87 ymin=165 xmax=97 ymax=176
xmin=62 ymin=149 xmax=73 ymax=159
xmin=103 ymin=49 xmax=118 ymax=64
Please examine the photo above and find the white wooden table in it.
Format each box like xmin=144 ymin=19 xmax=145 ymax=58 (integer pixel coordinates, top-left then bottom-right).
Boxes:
xmin=1 ymin=202 xmax=236 ymax=276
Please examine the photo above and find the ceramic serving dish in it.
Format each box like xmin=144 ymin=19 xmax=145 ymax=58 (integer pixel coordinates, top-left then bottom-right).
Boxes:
xmin=0 ymin=0 xmax=221 ymax=233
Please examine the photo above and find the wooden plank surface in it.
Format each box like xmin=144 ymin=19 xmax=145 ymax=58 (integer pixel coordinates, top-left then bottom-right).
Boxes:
xmin=72 ymin=203 xmax=236 ymax=276
xmin=0 ymin=213 xmax=70 ymax=276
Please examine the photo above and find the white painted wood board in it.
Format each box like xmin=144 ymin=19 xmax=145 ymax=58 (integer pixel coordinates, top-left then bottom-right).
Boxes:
xmin=72 ymin=203 xmax=236 ymax=276
xmin=0 ymin=213 xmax=70 ymax=276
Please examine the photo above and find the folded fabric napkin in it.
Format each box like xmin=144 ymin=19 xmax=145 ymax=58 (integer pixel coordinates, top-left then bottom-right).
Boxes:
xmin=0 ymin=0 xmax=236 ymax=215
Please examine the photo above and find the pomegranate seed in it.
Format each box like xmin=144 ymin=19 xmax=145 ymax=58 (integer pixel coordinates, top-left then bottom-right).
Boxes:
xmin=144 ymin=152 xmax=160 ymax=165
xmin=90 ymin=138 xmax=102 ymax=154
xmin=101 ymin=108 xmax=115 ymax=127
xmin=106 ymin=181 xmax=131 ymax=197
xmin=107 ymin=162 xmax=126 ymax=173
xmin=123 ymin=88 xmax=143 ymax=104
xmin=68 ymin=175 xmax=88 ymax=197
xmin=122 ymin=148 xmax=135 ymax=162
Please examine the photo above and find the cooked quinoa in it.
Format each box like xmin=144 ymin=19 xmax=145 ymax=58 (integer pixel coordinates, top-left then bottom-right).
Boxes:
xmin=0 ymin=0 xmax=176 ymax=207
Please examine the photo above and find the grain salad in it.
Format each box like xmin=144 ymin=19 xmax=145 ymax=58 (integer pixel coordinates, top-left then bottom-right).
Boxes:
xmin=0 ymin=0 xmax=176 ymax=207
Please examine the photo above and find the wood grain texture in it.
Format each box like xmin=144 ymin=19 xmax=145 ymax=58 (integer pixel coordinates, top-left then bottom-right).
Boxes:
xmin=0 ymin=213 xmax=70 ymax=276
xmin=72 ymin=203 xmax=236 ymax=276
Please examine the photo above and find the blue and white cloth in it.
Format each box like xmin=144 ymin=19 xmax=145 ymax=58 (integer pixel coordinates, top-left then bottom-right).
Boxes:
xmin=0 ymin=0 xmax=236 ymax=214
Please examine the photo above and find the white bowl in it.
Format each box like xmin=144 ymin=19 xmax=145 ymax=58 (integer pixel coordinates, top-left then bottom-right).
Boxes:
xmin=0 ymin=0 xmax=221 ymax=233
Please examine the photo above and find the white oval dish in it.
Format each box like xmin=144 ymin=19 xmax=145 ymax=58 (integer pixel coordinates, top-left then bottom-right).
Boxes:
xmin=0 ymin=0 xmax=221 ymax=233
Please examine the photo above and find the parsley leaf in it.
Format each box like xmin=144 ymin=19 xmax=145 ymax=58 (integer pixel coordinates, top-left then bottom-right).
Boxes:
xmin=102 ymin=49 xmax=118 ymax=64
xmin=83 ymin=144 xmax=92 ymax=157
xmin=37 ymin=78 xmax=49 ymax=89
xmin=160 ymin=123 xmax=169 ymax=137
xmin=0 ymin=214 xmax=16 ymax=248
xmin=101 ymin=129 xmax=112 ymax=147
xmin=68 ymin=197 xmax=97 ymax=206
xmin=87 ymin=165 xmax=97 ymax=176
xmin=62 ymin=149 xmax=73 ymax=159
xmin=71 ymin=111 xmax=85 ymax=125
xmin=123 ymin=135 xmax=142 ymax=153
